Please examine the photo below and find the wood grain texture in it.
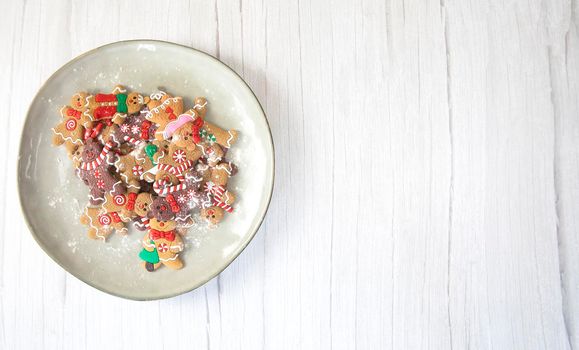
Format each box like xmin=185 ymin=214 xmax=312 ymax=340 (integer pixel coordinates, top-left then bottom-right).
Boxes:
xmin=1 ymin=0 xmax=577 ymax=349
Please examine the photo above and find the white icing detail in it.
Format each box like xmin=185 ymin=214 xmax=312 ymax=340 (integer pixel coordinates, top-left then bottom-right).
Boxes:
xmin=83 ymin=110 xmax=92 ymax=124
xmin=85 ymin=208 xmax=106 ymax=242
xmin=84 ymin=95 xmax=92 ymax=108
xmin=150 ymin=91 xmax=166 ymax=100
xmin=226 ymin=130 xmax=235 ymax=147
xmin=156 ymin=150 xmax=166 ymax=162
xmin=192 ymin=100 xmax=208 ymax=109
xmin=111 ymin=86 xmax=127 ymax=94
xmin=149 ymin=97 xmax=180 ymax=115
xmin=159 ymin=254 xmax=180 ymax=262
xmin=223 ymin=192 xmax=231 ymax=204
xmin=143 ymin=241 xmax=156 ymax=249
xmin=215 ymin=163 xmax=232 ymax=176
xmin=51 ymin=128 xmax=84 ymax=145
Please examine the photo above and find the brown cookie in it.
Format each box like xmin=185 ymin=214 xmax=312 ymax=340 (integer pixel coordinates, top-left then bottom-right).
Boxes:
xmin=76 ymin=139 xmax=125 ymax=205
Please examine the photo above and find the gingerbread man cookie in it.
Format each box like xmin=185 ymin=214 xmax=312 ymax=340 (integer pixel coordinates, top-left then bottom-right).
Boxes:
xmin=70 ymin=85 xmax=144 ymax=125
xmin=153 ymin=170 xmax=204 ymax=226
xmin=76 ymin=139 xmax=125 ymax=205
xmin=139 ymin=197 xmax=184 ymax=271
xmin=114 ymin=144 xmax=156 ymax=190
xmin=111 ymin=107 xmax=157 ymax=146
xmin=182 ymin=107 xmax=239 ymax=148
xmin=199 ymin=162 xmax=237 ymax=224
xmin=52 ymin=106 xmax=90 ymax=156
xmin=80 ymin=206 xmax=127 ymax=241
xmin=145 ymin=91 xmax=184 ymax=141
xmin=133 ymin=192 xmax=154 ymax=231
xmin=200 ymin=206 xmax=225 ymax=225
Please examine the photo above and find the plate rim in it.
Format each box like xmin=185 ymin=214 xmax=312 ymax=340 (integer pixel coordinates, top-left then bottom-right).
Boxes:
xmin=17 ymin=39 xmax=275 ymax=301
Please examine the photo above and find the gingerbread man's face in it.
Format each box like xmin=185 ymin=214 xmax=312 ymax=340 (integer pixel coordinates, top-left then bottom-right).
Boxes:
xmin=71 ymin=92 xmax=89 ymax=111
xmin=126 ymin=92 xmax=144 ymax=114
xmin=82 ymin=139 xmax=102 ymax=162
xmin=71 ymin=145 xmax=84 ymax=168
xmin=149 ymin=197 xmax=175 ymax=222
xmin=172 ymin=122 xmax=198 ymax=150
xmin=149 ymin=218 xmax=177 ymax=231
xmin=134 ymin=193 xmax=153 ymax=217
xmin=201 ymin=207 xmax=224 ymax=224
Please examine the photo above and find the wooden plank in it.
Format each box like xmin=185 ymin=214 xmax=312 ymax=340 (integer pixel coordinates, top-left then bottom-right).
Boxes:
xmin=377 ymin=1 xmax=452 ymax=348
xmin=211 ymin=0 xmax=268 ymax=349
xmin=552 ymin=0 xmax=579 ymax=347
xmin=445 ymin=0 xmax=571 ymax=348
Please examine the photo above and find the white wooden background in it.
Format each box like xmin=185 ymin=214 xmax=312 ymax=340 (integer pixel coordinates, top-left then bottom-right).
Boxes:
xmin=1 ymin=0 xmax=578 ymax=349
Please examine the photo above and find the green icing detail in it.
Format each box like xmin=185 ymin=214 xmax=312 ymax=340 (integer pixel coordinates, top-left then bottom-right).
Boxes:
xmin=116 ymin=94 xmax=128 ymax=113
xmin=199 ymin=129 xmax=216 ymax=143
xmin=139 ymin=241 xmax=159 ymax=264
xmin=145 ymin=144 xmax=158 ymax=165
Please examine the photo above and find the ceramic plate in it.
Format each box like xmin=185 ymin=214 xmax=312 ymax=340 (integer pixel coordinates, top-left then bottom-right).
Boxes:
xmin=17 ymin=40 xmax=274 ymax=300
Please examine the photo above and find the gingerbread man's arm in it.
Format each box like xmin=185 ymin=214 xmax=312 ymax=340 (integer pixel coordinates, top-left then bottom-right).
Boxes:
xmin=112 ymin=113 xmax=127 ymax=125
xmin=52 ymin=132 xmax=65 ymax=146
xmin=142 ymin=234 xmax=156 ymax=252
xmin=193 ymin=97 xmax=208 ymax=118
xmin=169 ymin=234 xmax=184 ymax=253
xmin=221 ymin=190 xmax=236 ymax=205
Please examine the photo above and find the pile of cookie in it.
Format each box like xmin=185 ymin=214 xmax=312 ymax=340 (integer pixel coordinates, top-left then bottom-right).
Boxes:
xmin=51 ymin=85 xmax=239 ymax=272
